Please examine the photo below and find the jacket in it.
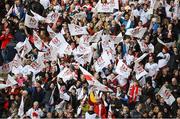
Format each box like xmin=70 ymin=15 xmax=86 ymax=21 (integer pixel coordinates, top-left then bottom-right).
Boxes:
xmin=0 ymin=33 xmax=13 ymax=49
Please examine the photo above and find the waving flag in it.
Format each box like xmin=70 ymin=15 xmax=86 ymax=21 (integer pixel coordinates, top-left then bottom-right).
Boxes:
xmin=24 ymin=14 xmax=38 ymax=29
xmin=31 ymin=10 xmax=45 ymax=21
xmin=33 ymin=31 xmax=45 ymax=50
xmin=68 ymin=24 xmax=88 ymax=36
xmin=57 ymin=67 xmax=77 ymax=83
xmin=18 ymin=96 xmax=24 ymax=117
xmin=134 ymin=63 xmax=148 ymax=80
xmin=125 ymin=27 xmax=147 ymax=39
xmin=20 ymin=38 xmax=33 ymax=57
xmin=79 ymin=66 xmax=113 ymax=92
xmin=6 ymin=75 xmax=18 ymax=86
xmin=47 ymin=25 xmax=56 ymax=38
xmin=89 ymin=30 xmax=103 ymax=42
xmin=45 ymin=11 xmax=59 ymax=23
xmin=158 ymin=85 xmax=175 ymax=105
xmin=94 ymin=51 xmax=111 ymax=72
xmin=115 ymin=60 xmax=132 ymax=78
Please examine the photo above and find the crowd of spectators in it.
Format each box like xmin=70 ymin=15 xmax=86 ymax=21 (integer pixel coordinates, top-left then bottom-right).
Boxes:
xmin=0 ymin=0 xmax=180 ymax=118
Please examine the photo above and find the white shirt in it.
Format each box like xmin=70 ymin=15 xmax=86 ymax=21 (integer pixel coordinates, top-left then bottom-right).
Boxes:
xmin=26 ymin=108 xmax=43 ymax=119
xmin=85 ymin=112 xmax=97 ymax=119
xmin=157 ymin=52 xmax=170 ymax=68
xmin=132 ymin=9 xmax=140 ymax=18
xmin=140 ymin=10 xmax=150 ymax=25
xmin=145 ymin=62 xmax=159 ymax=77
xmin=157 ymin=52 xmax=170 ymax=61
xmin=124 ymin=54 xmax=134 ymax=65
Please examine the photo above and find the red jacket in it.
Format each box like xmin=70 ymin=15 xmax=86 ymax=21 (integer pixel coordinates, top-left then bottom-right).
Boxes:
xmin=0 ymin=33 xmax=13 ymax=49
xmin=94 ymin=103 xmax=107 ymax=119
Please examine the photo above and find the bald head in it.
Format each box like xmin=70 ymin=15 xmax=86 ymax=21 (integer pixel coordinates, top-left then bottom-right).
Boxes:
xmin=22 ymin=90 xmax=28 ymax=97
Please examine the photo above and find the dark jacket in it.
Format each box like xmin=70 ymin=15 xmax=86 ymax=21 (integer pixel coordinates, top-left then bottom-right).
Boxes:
xmin=28 ymin=87 xmax=45 ymax=104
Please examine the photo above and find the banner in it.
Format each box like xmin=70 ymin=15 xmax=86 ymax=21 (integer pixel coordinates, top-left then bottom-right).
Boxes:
xmin=135 ymin=53 xmax=148 ymax=63
xmin=125 ymin=28 xmax=147 ymax=39
xmin=158 ymin=85 xmax=175 ymax=105
xmin=74 ymin=12 xmax=87 ymax=20
xmin=74 ymin=45 xmax=93 ymax=65
xmin=30 ymin=59 xmax=45 ymax=74
xmin=0 ymin=75 xmax=17 ymax=90
xmin=45 ymin=11 xmax=60 ymax=23
xmin=107 ymin=0 xmax=119 ymax=9
xmin=6 ymin=75 xmax=18 ymax=86
xmin=165 ymin=4 xmax=173 ymax=18
xmin=137 ymin=40 xmax=154 ymax=53
xmin=14 ymin=38 xmax=32 ymax=57
xmin=49 ymin=33 xmax=67 ymax=48
xmin=47 ymin=25 xmax=56 ymax=38
xmin=64 ymin=44 xmax=73 ymax=55
xmin=96 ymin=3 xmax=114 ymax=13
xmin=57 ymin=67 xmax=76 ymax=83
xmin=18 ymin=96 xmax=24 ymax=117
xmin=68 ymin=24 xmax=88 ymax=36
xmin=150 ymin=0 xmax=160 ymax=10
xmin=20 ymin=38 xmax=33 ymax=57
xmin=73 ymin=44 xmax=91 ymax=55
xmin=115 ymin=60 xmax=132 ymax=78
xmin=89 ymin=30 xmax=103 ymax=42
xmin=79 ymin=35 xmax=90 ymax=46
xmin=101 ymin=36 xmax=116 ymax=59
xmin=134 ymin=63 xmax=148 ymax=80
xmin=94 ymin=51 xmax=111 ymax=72
xmin=7 ymin=54 xmax=22 ymax=73
xmin=31 ymin=10 xmax=45 ymax=21
xmin=11 ymin=65 xmax=23 ymax=75
xmin=116 ymin=75 xmax=127 ymax=87
xmin=75 ymin=52 xmax=93 ymax=65
xmin=20 ymin=65 xmax=33 ymax=76
xmin=15 ymin=42 xmax=24 ymax=54
xmin=79 ymin=65 xmax=113 ymax=92
xmin=101 ymin=35 xmax=112 ymax=50
xmin=37 ymin=49 xmax=52 ymax=61
xmin=110 ymin=32 xmax=123 ymax=44
xmin=24 ymin=14 xmax=38 ymax=29
xmin=49 ymin=33 xmax=72 ymax=57
xmin=33 ymin=31 xmax=45 ymax=50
